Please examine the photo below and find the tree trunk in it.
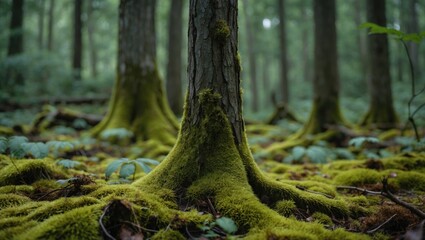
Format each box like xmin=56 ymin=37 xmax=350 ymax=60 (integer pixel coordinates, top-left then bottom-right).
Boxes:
xmin=72 ymin=0 xmax=83 ymax=81
xmin=37 ymin=0 xmax=45 ymax=49
xmin=242 ymin=0 xmax=259 ymax=112
xmin=47 ymin=0 xmax=54 ymax=51
xmin=360 ymin=0 xmax=398 ymax=129
xmin=6 ymin=0 xmax=25 ymax=88
xmin=277 ymin=0 xmax=289 ymax=104
xmin=91 ymin=0 xmax=178 ymax=146
xmin=354 ymin=0 xmax=367 ymax=82
xmin=294 ymin=0 xmax=345 ymax=138
xmin=166 ymin=0 xmax=184 ymax=116
xmin=136 ymin=0 xmax=351 ymax=236
xmin=87 ymin=0 xmax=98 ymax=78
xmin=301 ymin=0 xmax=311 ymax=82
xmin=406 ymin=0 xmax=419 ymax=80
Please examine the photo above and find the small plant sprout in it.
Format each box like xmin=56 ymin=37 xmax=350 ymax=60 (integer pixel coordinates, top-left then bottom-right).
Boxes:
xmin=105 ymin=158 xmax=159 ymax=181
xmin=348 ymin=137 xmax=380 ymax=149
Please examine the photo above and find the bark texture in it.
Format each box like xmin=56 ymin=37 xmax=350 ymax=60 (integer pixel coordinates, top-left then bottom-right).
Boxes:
xmin=361 ymin=0 xmax=398 ymax=129
xmin=294 ymin=0 xmax=345 ymax=138
xmin=166 ymin=0 xmax=184 ymax=116
xmin=47 ymin=0 xmax=54 ymax=51
xmin=7 ymin=0 xmax=24 ymax=56
xmin=91 ymin=0 xmax=178 ymax=145
xmin=87 ymin=0 xmax=98 ymax=78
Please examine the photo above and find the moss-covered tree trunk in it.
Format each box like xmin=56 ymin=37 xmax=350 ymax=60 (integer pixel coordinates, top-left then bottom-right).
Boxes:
xmin=293 ymin=0 xmax=345 ymax=138
xmin=360 ymin=0 xmax=398 ymax=129
xmin=91 ymin=0 xmax=178 ymax=145
xmin=136 ymin=0 xmax=353 ymax=237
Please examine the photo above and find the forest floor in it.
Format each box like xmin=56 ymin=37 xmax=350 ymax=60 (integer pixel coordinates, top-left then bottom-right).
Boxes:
xmin=0 ymin=104 xmax=424 ymax=239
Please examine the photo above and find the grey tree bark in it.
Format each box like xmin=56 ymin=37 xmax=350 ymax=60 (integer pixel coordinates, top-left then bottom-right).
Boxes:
xmin=277 ymin=0 xmax=289 ymax=104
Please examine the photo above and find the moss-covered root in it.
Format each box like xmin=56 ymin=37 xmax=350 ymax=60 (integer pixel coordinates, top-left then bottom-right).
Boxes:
xmin=187 ymin=173 xmax=367 ymax=239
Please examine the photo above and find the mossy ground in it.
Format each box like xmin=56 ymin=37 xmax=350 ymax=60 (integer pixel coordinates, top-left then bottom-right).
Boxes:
xmin=0 ymin=106 xmax=424 ymax=239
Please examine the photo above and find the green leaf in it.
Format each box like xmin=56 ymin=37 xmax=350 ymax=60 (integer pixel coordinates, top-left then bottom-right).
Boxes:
xmin=134 ymin=161 xmax=151 ymax=173
xmin=135 ymin=158 xmax=160 ymax=165
xmin=21 ymin=142 xmax=48 ymax=158
xmin=292 ymin=146 xmax=306 ymax=160
xmin=0 ymin=137 xmax=7 ymax=153
xmin=306 ymin=146 xmax=328 ymax=163
xmin=216 ymin=217 xmax=238 ymax=234
xmin=119 ymin=162 xmax=136 ymax=179
xmin=334 ymin=148 xmax=355 ymax=160
xmin=100 ymin=128 xmax=134 ymax=140
xmin=56 ymin=159 xmax=81 ymax=169
xmin=9 ymin=136 xmax=28 ymax=158
xmin=105 ymin=158 xmax=128 ymax=179
xmin=47 ymin=141 xmax=74 ymax=157
xmin=348 ymin=137 xmax=380 ymax=148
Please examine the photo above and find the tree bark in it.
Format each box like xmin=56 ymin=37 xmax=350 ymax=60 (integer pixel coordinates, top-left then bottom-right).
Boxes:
xmin=354 ymin=0 xmax=367 ymax=82
xmin=47 ymin=0 xmax=54 ymax=51
xmin=361 ymin=0 xmax=398 ymax=129
xmin=242 ymin=0 xmax=259 ymax=112
xmin=405 ymin=0 xmax=419 ymax=80
xmin=37 ymin=0 xmax=45 ymax=49
xmin=91 ymin=0 xmax=178 ymax=145
xmin=294 ymin=0 xmax=345 ymax=138
xmin=87 ymin=0 xmax=98 ymax=78
xmin=72 ymin=0 xmax=83 ymax=81
xmin=166 ymin=0 xmax=184 ymax=116
xmin=277 ymin=0 xmax=289 ymax=104
xmin=301 ymin=0 xmax=311 ymax=82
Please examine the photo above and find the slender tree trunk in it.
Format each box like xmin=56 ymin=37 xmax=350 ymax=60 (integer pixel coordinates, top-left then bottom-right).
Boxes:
xmin=38 ymin=0 xmax=45 ymax=49
xmin=166 ymin=0 xmax=184 ymax=116
xmin=72 ymin=0 xmax=83 ymax=80
xmin=87 ymin=0 xmax=98 ymax=78
xmin=406 ymin=0 xmax=419 ymax=79
xmin=8 ymin=0 xmax=24 ymax=57
xmin=91 ymin=0 xmax=178 ymax=145
xmin=242 ymin=0 xmax=259 ymax=112
xmin=262 ymin=55 xmax=270 ymax=108
xmin=294 ymin=0 xmax=345 ymax=138
xmin=361 ymin=0 xmax=398 ymax=128
xmin=277 ymin=0 xmax=289 ymax=104
xmin=301 ymin=0 xmax=311 ymax=82
xmin=6 ymin=0 xmax=25 ymax=88
xmin=354 ymin=0 xmax=367 ymax=82
xmin=47 ymin=0 xmax=54 ymax=51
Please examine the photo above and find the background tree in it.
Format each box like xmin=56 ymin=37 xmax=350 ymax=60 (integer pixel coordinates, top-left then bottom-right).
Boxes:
xmin=165 ymin=0 xmax=184 ymax=116
xmin=5 ymin=0 xmax=25 ymax=89
xmin=136 ymin=0 xmax=350 ymax=236
xmin=242 ymin=0 xmax=259 ymax=112
xmin=293 ymin=0 xmax=345 ymax=138
xmin=37 ymin=0 xmax=45 ymax=49
xmin=277 ymin=0 xmax=289 ymax=104
xmin=72 ymin=0 xmax=83 ymax=80
xmin=47 ymin=0 xmax=54 ymax=51
xmin=91 ymin=0 xmax=178 ymax=145
xmin=360 ymin=0 xmax=398 ymax=129
xmin=87 ymin=0 xmax=98 ymax=78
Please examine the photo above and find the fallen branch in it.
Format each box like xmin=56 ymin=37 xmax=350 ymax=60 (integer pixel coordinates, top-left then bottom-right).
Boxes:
xmin=296 ymin=185 xmax=335 ymax=199
xmin=336 ymin=186 xmax=381 ymax=196
xmin=381 ymin=178 xmax=425 ymax=219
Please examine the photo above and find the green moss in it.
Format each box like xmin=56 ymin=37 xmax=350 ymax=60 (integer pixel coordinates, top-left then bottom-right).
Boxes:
xmin=390 ymin=171 xmax=425 ymax=191
xmin=274 ymin=200 xmax=296 ymax=217
xmin=311 ymin=212 xmax=333 ymax=225
xmin=0 ymin=220 xmax=38 ymax=239
xmin=0 ymin=201 xmax=45 ymax=218
xmin=214 ymin=19 xmax=230 ymax=43
xmin=27 ymin=196 xmax=101 ymax=221
xmin=382 ymin=155 xmax=425 ymax=172
xmin=0 ymin=193 xmax=31 ymax=210
xmin=0 ymin=160 xmax=67 ymax=186
xmin=16 ymin=204 xmax=104 ymax=240
xmin=333 ymin=169 xmax=381 ymax=186
xmin=0 ymin=185 xmax=34 ymax=194
xmin=151 ymin=229 xmax=185 ymax=240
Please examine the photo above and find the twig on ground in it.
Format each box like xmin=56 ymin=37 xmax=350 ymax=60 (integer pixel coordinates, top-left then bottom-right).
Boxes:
xmin=336 ymin=186 xmax=382 ymax=196
xmin=99 ymin=204 xmax=117 ymax=240
xmin=366 ymin=214 xmax=397 ymax=234
xmin=296 ymin=185 xmax=335 ymax=199
xmin=121 ymin=220 xmax=158 ymax=233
